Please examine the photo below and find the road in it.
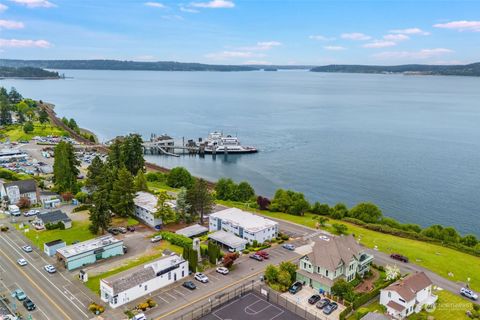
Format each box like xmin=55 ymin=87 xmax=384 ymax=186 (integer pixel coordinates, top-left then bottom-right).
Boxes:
xmin=0 ymin=229 xmax=95 ymax=320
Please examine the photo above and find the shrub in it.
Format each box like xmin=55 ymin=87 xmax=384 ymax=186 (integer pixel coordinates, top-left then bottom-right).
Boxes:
xmin=75 ymin=191 xmax=88 ymax=203
xmin=73 ymin=204 xmax=92 ymax=212
xmin=166 ymin=167 xmax=193 ymax=188
xmin=158 ymin=231 xmax=193 ymax=247
xmin=88 ymin=302 xmax=105 ymax=314
xmin=17 ymin=196 xmax=31 ymax=209
xmin=146 ymin=299 xmax=156 ymax=308
xmin=137 ymin=302 xmax=149 ymax=311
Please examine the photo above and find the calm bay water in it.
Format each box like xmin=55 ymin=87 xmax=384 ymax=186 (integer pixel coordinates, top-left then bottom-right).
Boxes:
xmin=2 ymin=70 xmax=479 ymax=235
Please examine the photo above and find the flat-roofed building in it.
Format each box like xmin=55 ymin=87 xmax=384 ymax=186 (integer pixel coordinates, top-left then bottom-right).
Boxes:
xmin=175 ymin=224 xmax=208 ymax=238
xmin=44 ymin=239 xmax=66 ymax=257
xmin=100 ymin=254 xmax=188 ymax=308
xmin=134 ymin=191 xmax=162 ymax=228
xmin=208 ymin=230 xmax=248 ymax=252
xmin=56 ymin=235 xmax=124 ymax=270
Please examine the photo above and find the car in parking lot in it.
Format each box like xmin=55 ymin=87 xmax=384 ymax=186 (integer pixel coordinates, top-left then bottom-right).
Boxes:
xmin=150 ymin=235 xmax=162 ymax=243
xmin=107 ymin=227 xmax=120 ymax=235
xmin=127 ymin=226 xmax=136 ymax=232
xmin=24 ymin=209 xmax=39 ymax=217
xmin=308 ymin=294 xmax=321 ymax=304
xmin=44 ymin=264 xmax=56 ymax=273
xmin=17 ymin=258 xmax=28 ymax=266
xmin=249 ymin=254 xmax=263 ymax=261
xmin=216 ymin=267 xmax=229 ymax=275
xmin=194 ymin=272 xmax=209 ymax=283
xmin=183 ymin=281 xmax=197 ymax=290
xmin=117 ymin=227 xmax=127 ymax=234
xmin=12 ymin=289 xmax=27 ymax=301
xmin=21 ymin=245 xmax=33 ymax=253
xmin=316 ymin=298 xmax=330 ymax=309
xmin=23 ymin=298 xmax=36 ymax=311
xmin=288 ymin=281 xmax=302 ymax=294
xmin=390 ymin=253 xmax=409 ymax=263
xmin=282 ymin=244 xmax=295 ymax=251
xmin=256 ymin=251 xmax=269 ymax=259
xmin=323 ymin=302 xmax=338 ymax=315
xmin=130 ymin=313 xmax=146 ymax=320
xmin=461 ymin=288 xmax=478 ymax=300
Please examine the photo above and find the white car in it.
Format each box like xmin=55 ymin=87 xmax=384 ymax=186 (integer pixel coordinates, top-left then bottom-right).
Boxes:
xmin=194 ymin=272 xmax=209 ymax=283
xmin=461 ymin=288 xmax=478 ymax=300
xmin=150 ymin=235 xmax=162 ymax=243
xmin=17 ymin=258 xmax=28 ymax=266
xmin=44 ymin=265 xmax=56 ymax=273
xmin=24 ymin=210 xmax=40 ymax=217
xmin=216 ymin=267 xmax=229 ymax=275
xmin=130 ymin=313 xmax=146 ymax=320
xmin=22 ymin=245 xmax=33 ymax=253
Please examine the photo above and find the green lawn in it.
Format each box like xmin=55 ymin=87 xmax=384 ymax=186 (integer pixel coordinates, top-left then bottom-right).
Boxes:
xmin=111 ymin=217 xmax=140 ymax=227
xmin=85 ymin=240 xmax=183 ymax=295
xmin=16 ymin=220 xmax=95 ymax=248
xmin=0 ymin=122 xmax=68 ymax=141
xmin=416 ymin=289 xmax=474 ymax=320
xmin=146 ymin=181 xmax=179 ymax=193
xmin=218 ymin=202 xmax=480 ymax=291
xmin=347 ymin=301 xmax=384 ymax=320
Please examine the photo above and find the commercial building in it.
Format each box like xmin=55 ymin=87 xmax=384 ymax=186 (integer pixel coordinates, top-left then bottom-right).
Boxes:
xmin=34 ymin=210 xmax=72 ymax=229
xmin=44 ymin=239 xmax=66 ymax=257
xmin=133 ymin=191 xmax=162 ymax=228
xmin=100 ymin=254 xmax=188 ymax=308
xmin=208 ymin=208 xmax=278 ymax=245
xmin=296 ymin=234 xmax=374 ymax=294
xmin=175 ymin=224 xmax=208 ymax=238
xmin=0 ymin=179 xmax=39 ymax=205
xmin=56 ymin=235 xmax=124 ymax=270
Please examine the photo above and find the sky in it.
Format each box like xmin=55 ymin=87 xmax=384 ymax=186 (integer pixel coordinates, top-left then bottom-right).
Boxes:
xmin=0 ymin=0 xmax=479 ymax=65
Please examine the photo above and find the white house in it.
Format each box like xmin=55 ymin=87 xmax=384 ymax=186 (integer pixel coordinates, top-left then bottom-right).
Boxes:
xmin=100 ymin=254 xmax=188 ymax=308
xmin=0 ymin=179 xmax=39 ymax=206
xmin=133 ymin=191 xmax=162 ymax=228
xmin=380 ymin=272 xmax=437 ymax=319
xmin=209 ymin=208 xmax=278 ymax=245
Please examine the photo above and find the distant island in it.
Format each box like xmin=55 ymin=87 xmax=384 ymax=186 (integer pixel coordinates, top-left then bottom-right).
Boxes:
xmin=0 ymin=66 xmax=61 ymax=79
xmin=310 ymin=62 xmax=480 ymax=77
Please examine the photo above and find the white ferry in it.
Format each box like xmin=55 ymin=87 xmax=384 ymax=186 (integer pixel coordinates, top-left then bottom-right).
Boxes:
xmin=204 ymin=132 xmax=257 ymax=154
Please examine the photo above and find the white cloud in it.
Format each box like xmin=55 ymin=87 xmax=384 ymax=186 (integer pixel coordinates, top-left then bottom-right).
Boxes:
xmin=341 ymin=32 xmax=371 ymax=41
xmin=0 ymin=38 xmax=51 ymax=48
xmin=383 ymin=34 xmax=409 ymax=41
xmin=309 ymin=34 xmax=335 ymax=41
xmin=9 ymin=0 xmax=56 ymax=8
xmin=239 ymin=41 xmax=281 ymax=51
xmin=144 ymin=2 xmax=166 ymax=8
xmin=363 ymin=40 xmax=397 ymax=48
xmin=389 ymin=28 xmax=430 ymax=35
xmin=0 ymin=4 xmax=8 ymax=12
xmin=324 ymin=45 xmax=345 ymax=51
xmin=179 ymin=6 xmax=198 ymax=13
xmin=433 ymin=20 xmax=480 ymax=32
xmin=374 ymin=48 xmax=453 ymax=60
xmin=205 ymin=51 xmax=265 ymax=60
xmin=190 ymin=0 xmax=234 ymax=8
xmin=0 ymin=19 xmax=24 ymax=29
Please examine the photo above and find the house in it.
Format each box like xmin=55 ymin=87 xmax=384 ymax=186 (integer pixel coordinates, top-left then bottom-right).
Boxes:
xmin=44 ymin=239 xmax=66 ymax=257
xmin=34 ymin=210 xmax=72 ymax=229
xmin=56 ymin=235 xmax=124 ymax=271
xmin=208 ymin=208 xmax=278 ymax=245
xmin=100 ymin=254 xmax=188 ymax=308
xmin=0 ymin=179 xmax=39 ymax=206
xmin=133 ymin=191 xmax=162 ymax=228
xmin=380 ymin=272 xmax=437 ymax=319
xmin=175 ymin=224 xmax=208 ymax=238
xmin=296 ymin=234 xmax=374 ymax=294
xmin=39 ymin=191 xmax=61 ymax=209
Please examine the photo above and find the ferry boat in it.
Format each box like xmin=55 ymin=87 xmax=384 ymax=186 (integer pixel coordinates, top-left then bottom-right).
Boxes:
xmin=204 ymin=132 xmax=257 ymax=154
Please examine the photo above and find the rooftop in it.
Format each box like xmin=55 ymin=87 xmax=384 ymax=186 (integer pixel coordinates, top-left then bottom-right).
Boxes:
xmin=306 ymin=234 xmax=364 ymax=270
xmin=3 ymin=179 xmax=37 ymax=194
xmin=175 ymin=224 xmax=208 ymax=238
xmin=383 ymin=272 xmax=433 ymax=301
xmin=210 ymin=208 xmax=277 ymax=233
xmin=209 ymin=230 xmax=248 ymax=248
xmin=44 ymin=239 xmax=65 ymax=247
xmin=37 ymin=210 xmax=71 ymax=224
xmin=134 ymin=191 xmax=157 ymax=212
xmin=57 ymin=235 xmax=122 ymax=259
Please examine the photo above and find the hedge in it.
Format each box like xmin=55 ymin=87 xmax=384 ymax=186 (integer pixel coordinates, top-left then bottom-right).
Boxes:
xmin=157 ymin=231 xmax=193 ymax=248
xmin=352 ymin=279 xmax=394 ymax=309
xmin=73 ymin=204 xmax=92 ymax=212
xmin=339 ymin=305 xmax=352 ymax=320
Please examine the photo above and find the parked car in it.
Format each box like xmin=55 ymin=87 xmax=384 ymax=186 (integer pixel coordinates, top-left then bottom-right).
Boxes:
xmin=194 ymin=273 xmax=209 ymax=283
xmin=216 ymin=267 xmax=229 ymax=275
xmin=23 ymin=298 xmax=36 ymax=311
xmin=390 ymin=253 xmax=409 ymax=263
xmin=130 ymin=313 xmax=146 ymax=320
xmin=150 ymin=235 xmax=162 ymax=243
xmin=288 ymin=281 xmax=303 ymax=294
xmin=249 ymin=254 xmax=263 ymax=261
xmin=282 ymin=244 xmax=295 ymax=251
xmin=122 ymin=245 xmax=128 ymax=254
xmin=12 ymin=289 xmax=27 ymax=301
xmin=256 ymin=251 xmax=269 ymax=259
xmin=44 ymin=264 xmax=56 ymax=273
xmin=316 ymin=298 xmax=330 ymax=309
xmin=17 ymin=258 xmax=28 ymax=266
xmin=117 ymin=227 xmax=127 ymax=234
xmin=183 ymin=281 xmax=197 ymax=290
xmin=461 ymin=288 xmax=478 ymax=300
xmin=323 ymin=302 xmax=338 ymax=315
xmin=308 ymin=294 xmax=321 ymax=305
xmin=107 ymin=227 xmax=119 ymax=235
xmin=127 ymin=226 xmax=136 ymax=232
xmin=21 ymin=245 xmax=33 ymax=253
xmin=24 ymin=209 xmax=39 ymax=217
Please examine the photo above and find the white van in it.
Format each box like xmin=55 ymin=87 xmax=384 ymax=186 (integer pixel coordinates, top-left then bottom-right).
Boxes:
xmin=8 ymin=205 xmax=21 ymax=217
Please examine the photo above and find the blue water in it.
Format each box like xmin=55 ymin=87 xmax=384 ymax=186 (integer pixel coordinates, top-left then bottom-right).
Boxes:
xmin=2 ymin=70 xmax=479 ymax=236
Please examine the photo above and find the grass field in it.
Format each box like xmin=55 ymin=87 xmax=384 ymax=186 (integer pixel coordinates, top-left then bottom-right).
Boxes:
xmin=147 ymin=181 xmax=179 ymax=193
xmin=217 ymin=201 xmax=480 ymax=291
xmin=0 ymin=122 xmax=68 ymax=141
xmin=111 ymin=217 xmax=140 ymax=227
xmin=420 ymin=289 xmax=474 ymax=320
xmin=16 ymin=220 xmax=95 ymax=248
xmin=85 ymin=240 xmax=183 ymax=295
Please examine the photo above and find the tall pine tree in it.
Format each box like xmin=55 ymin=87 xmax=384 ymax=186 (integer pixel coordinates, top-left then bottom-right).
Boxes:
xmin=187 ymin=179 xmax=214 ymax=224
xmin=53 ymin=141 xmax=80 ymax=193
xmin=110 ymin=167 xmax=135 ymax=217
xmin=89 ymin=187 xmax=111 ymax=234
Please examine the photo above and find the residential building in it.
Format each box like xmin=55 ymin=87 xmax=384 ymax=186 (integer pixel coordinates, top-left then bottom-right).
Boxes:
xmin=56 ymin=235 xmax=124 ymax=270
xmin=208 ymin=208 xmax=278 ymax=245
xmin=380 ymin=272 xmax=437 ymax=319
xmin=0 ymin=179 xmax=39 ymax=206
xmin=44 ymin=239 xmax=66 ymax=257
xmin=134 ymin=191 xmax=162 ymax=228
xmin=208 ymin=230 xmax=248 ymax=252
xmin=39 ymin=191 xmax=61 ymax=209
xmin=175 ymin=224 xmax=208 ymax=238
xmin=34 ymin=210 xmax=72 ymax=229
xmin=296 ymin=234 xmax=374 ymax=294
xmin=100 ymin=254 xmax=188 ymax=308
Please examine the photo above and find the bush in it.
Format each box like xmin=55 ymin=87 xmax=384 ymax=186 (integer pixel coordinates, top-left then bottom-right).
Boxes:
xmin=88 ymin=302 xmax=105 ymax=314
xmin=73 ymin=204 xmax=92 ymax=212
xmin=75 ymin=191 xmax=88 ymax=203
xmin=17 ymin=196 xmax=31 ymax=209
xmin=146 ymin=299 xmax=157 ymax=308
xmin=166 ymin=167 xmax=193 ymax=188
xmin=158 ymin=231 xmax=193 ymax=248
xmin=146 ymin=172 xmax=164 ymax=182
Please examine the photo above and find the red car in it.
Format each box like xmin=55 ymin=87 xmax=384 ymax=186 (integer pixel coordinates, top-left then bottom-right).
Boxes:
xmin=256 ymin=251 xmax=269 ymax=259
xmin=390 ymin=253 xmax=409 ymax=263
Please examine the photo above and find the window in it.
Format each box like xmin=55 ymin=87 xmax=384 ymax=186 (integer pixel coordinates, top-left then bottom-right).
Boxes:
xmin=399 ymin=298 xmax=406 ymax=303
xmin=168 ymin=272 xmax=171 ymax=280
xmin=144 ymin=285 xmax=148 ymax=291
xmin=325 ymin=270 xmax=328 ymax=277
xmin=388 ymin=292 xmax=391 ymax=298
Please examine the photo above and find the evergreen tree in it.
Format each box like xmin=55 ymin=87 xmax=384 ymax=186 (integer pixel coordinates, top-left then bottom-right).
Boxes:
xmin=38 ymin=108 xmax=49 ymax=124
xmin=107 ymin=139 xmax=123 ymax=172
xmin=134 ymin=169 xmax=149 ymax=192
xmin=110 ymin=167 xmax=135 ymax=217
xmin=89 ymin=188 xmax=111 ymax=234
xmin=53 ymin=141 xmax=80 ymax=193
xmin=187 ymin=178 xmax=214 ymax=224
xmin=23 ymin=121 xmax=34 ymax=133
xmin=8 ymin=87 xmax=22 ymax=104
xmin=176 ymin=187 xmax=191 ymax=222
xmin=122 ymin=134 xmax=144 ymax=175
xmin=0 ymin=105 xmax=12 ymax=125
xmin=86 ymin=156 xmax=105 ymax=192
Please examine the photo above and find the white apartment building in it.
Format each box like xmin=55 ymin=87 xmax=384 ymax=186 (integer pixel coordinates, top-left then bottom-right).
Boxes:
xmin=133 ymin=191 xmax=162 ymax=228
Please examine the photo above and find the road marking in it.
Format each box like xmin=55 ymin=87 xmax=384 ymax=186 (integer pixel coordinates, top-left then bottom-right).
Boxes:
xmin=157 ymin=295 xmax=169 ymax=304
xmin=0 ymin=243 xmax=73 ymax=320
xmin=172 ymin=289 xmax=184 ymax=296
xmin=164 ymin=291 xmax=177 ymax=300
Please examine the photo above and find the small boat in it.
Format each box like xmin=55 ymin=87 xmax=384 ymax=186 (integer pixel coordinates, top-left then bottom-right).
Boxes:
xmin=204 ymin=132 xmax=257 ymax=154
